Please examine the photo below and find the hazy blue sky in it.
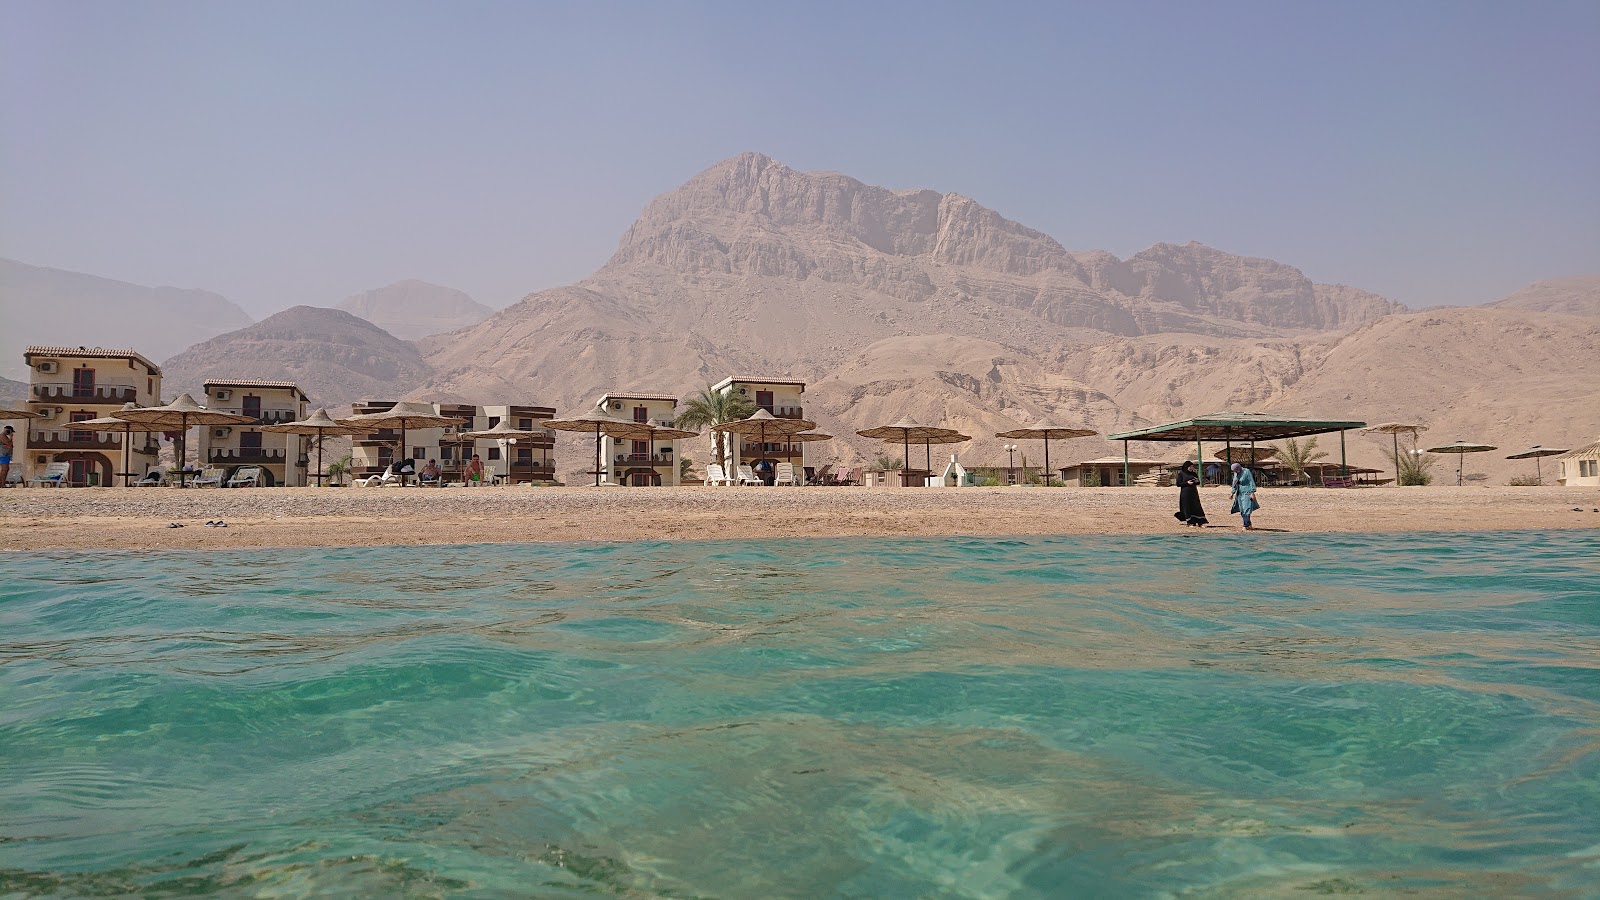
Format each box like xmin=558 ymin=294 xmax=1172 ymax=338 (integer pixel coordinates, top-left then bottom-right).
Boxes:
xmin=2 ymin=1 xmax=1596 ymax=317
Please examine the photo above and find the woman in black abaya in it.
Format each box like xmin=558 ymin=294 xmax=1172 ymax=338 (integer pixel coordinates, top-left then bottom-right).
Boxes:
xmin=1174 ymin=460 xmax=1208 ymax=527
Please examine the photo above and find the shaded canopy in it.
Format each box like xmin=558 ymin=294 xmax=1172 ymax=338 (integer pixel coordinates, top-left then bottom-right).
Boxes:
xmin=1110 ymin=411 xmax=1364 ymax=442
xmin=339 ymin=400 xmax=466 ymax=431
xmin=0 ymin=407 xmax=40 ymax=420
xmin=1552 ymin=438 xmax=1600 ymax=462
xmin=995 ymin=419 xmax=1097 ymax=441
xmin=259 ymin=408 xmax=364 ymax=436
xmin=858 ymin=418 xmax=961 ymax=442
xmin=1505 ymin=446 xmax=1568 ymax=460
xmin=113 ymin=393 xmax=257 ymax=428
xmin=1426 ymin=440 xmax=1497 ymax=454
xmin=1214 ymin=446 xmax=1278 ymax=464
xmin=460 ymin=418 xmax=551 ymax=441
xmin=60 ymin=402 xmax=148 ymax=432
xmin=544 ymin=409 xmax=654 ymax=439
xmin=1363 ymin=422 xmax=1428 ymax=437
xmin=788 ymin=432 xmax=834 ymax=443
xmin=713 ymin=408 xmax=817 ymax=436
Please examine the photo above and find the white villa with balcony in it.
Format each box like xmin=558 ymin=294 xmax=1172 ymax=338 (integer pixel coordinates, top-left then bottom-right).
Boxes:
xmin=595 ymin=393 xmax=680 ymax=486
xmin=22 ymin=345 xmax=164 ymax=486
xmin=348 ymin=401 xmax=557 ymax=484
xmin=711 ymin=375 xmax=808 ymax=476
xmin=196 ymin=379 xmax=311 ymax=486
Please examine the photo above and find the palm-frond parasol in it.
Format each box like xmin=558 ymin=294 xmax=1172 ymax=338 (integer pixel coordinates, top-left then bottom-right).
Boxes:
xmin=544 ymin=409 xmax=655 ymax=486
xmin=1426 ymin=439 xmax=1498 ymax=486
xmin=994 ymin=420 xmax=1098 ymax=487
xmin=260 ymin=408 xmax=364 ymax=485
xmin=114 ymin=393 xmax=258 ymax=486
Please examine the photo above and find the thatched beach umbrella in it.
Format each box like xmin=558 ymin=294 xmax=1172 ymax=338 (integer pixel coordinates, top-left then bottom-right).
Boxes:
xmin=1363 ymin=423 xmax=1428 ymax=487
xmin=260 ymin=408 xmax=363 ymax=486
xmin=114 ymin=393 xmax=257 ymax=487
xmin=62 ymin=402 xmax=150 ymax=485
xmin=634 ymin=424 xmax=699 ymax=485
xmin=787 ymin=431 xmax=832 ymax=474
xmin=1426 ymin=439 xmax=1498 ymax=486
xmin=995 ymin=420 xmax=1098 ymax=487
xmin=459 ymin=418 xmax=553 ymax=483
xmin=1505 ymin=446 xmax=1568 ymax=485
xmin=0 ymin=407 xmax=40 ymax=421
xmin=338 ymin=401 xmax=466 ymax=484
xmin=858 ymin=418 xmax=962 ymax=478
xmin=1213 ymin=446 xmax=1278 ymax=465
xmin=714 ymin=409 xmax=817 ymax=482
xmin=545 ymin=409 xmax=654 ymax=486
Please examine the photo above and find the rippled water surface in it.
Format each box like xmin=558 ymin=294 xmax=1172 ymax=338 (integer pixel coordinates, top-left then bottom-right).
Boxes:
xmin=3 ymin=532 xmax=1599 ymax=897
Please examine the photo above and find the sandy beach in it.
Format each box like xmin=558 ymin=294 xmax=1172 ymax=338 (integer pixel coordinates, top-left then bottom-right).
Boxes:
xmin=1 ymin=484 xmax=1596 ymax=551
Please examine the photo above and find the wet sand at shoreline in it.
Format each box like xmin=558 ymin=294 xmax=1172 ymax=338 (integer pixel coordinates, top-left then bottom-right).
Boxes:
xmin=1 ymin=484 xmax=1596 ymax=551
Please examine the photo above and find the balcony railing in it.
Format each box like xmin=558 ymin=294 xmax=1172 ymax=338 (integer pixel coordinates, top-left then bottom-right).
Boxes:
xmin=757 ymin=405 xmax=805 ymax=420
xmin=614 ymin=453 xmax=673 ymax=464
xmin=208 ymin=448 xmax=287 ymax=464
xmin=210 ymin=407 xmax=303 ymax=425
xmin=32 ymin=383 xmax=140 ymax=403
xmin=28 ymin=430 xmax=124 ymax=451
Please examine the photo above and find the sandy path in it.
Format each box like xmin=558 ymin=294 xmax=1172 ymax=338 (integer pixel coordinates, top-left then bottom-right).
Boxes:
xmin=1 ymin=485 xmax=1596 ymax=551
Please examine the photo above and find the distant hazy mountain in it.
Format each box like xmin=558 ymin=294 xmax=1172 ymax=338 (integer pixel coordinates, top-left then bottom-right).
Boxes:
xmin=413 ymin=152 xmax=1593 ymax=483
xmin=337 ymin=280 xmax=494 ymax=341
xmin=162 ymin=306 xmax=432 ymax=406
xmin=0 ymin=374 xmax=25 ymax=407
xmin=0 ymin=258 xmax=254 ymax=380
xmin=1490 ymin=275 xmax=1600 ymax=317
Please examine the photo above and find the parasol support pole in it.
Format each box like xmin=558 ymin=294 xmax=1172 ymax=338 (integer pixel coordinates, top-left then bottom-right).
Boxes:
xmin=1043 ymin=438 xmax=1051 ymax=488
xmin=594 ymin=425 xmax=602 ymax=486
xmin=1196 ymin=435 xmax=1204 ymax=488
xmin=1123 ymin=440 xmax=1129 ymax=488
xmin=1341 ymin=430 xmax=1348 ymax=478
xmin=1393 ymin=433 xmax=1400 ymax=486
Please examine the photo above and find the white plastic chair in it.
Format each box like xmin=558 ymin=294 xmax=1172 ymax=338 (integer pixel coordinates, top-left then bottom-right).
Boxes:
xmin=704 ymin=463 xmax=731 ymax=486
xmin=774 ymin=462 xmax=799 ymax=486
xmin=736 ymin=464 xmax=761 ymax=486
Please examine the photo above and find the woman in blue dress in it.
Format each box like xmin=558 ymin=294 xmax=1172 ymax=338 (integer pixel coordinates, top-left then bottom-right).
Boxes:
xmin=1229 ymin=462 xmax=1258 ymax=530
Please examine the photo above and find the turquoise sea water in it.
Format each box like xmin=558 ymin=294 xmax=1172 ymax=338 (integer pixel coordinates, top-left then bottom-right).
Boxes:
xmin=2 ymin=531 xmax=1599 ymax=897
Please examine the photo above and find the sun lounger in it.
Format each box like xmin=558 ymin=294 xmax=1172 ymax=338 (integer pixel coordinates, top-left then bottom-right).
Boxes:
xmin=191 ymin=467 xmax=227 ymax=488
xmin=133 ymin=468 xmax=165 ymax=487
xmin=704 ymin=463 xmax=732 ymax=486
xmin=736 ymin=464 xmax=761 ymax=486
xmin=30 ymin=462 xmax=71 ymax=487
xmin=774 ymin=462 xmax=799 ymax=486
xmin=227 ymin=466 xmax=263 ymax=488
xmin=1319 ymin=475 xmax=1356 ymax=488
xmin=361 ymin=465 xmax=401 ymax=488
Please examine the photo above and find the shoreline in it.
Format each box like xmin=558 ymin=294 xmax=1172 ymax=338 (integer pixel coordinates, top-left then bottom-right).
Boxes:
xmin=2 ymin=485 xmax=1597 ymax=551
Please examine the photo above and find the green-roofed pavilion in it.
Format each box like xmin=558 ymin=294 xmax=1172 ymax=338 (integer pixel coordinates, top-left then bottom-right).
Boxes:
xmin=1108 ymin=411 xmax=1367 ymax=487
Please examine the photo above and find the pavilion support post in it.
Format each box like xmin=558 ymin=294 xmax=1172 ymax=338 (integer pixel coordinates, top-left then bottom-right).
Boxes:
xmin=1393 ymin=433 xmax=1400 ymax=487
xmin=1043 ymin=439 xmax=1051 ymax=488
xmin=1196 ymin=436 xmax=1204 ymax=487
xmin=1123 ymin=440 xmax=1129 ymax=488
xmin=1341 ymin=430 xmax=1348 ymax=478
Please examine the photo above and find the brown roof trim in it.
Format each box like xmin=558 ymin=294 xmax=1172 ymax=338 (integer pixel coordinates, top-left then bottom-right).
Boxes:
xmin=25 ymin=345 xmax=161 ymax=373
xmin=202 ymin=379 xmax=308 ymax=399
xmin=597 ymin=393 xmax=679 ymax=403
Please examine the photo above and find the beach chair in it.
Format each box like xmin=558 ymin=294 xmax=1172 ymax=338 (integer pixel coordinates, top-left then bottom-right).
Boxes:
xmin=807 ymin=463 xmax=832 ymax=485
xmin=704 ymin=463 xmax=732 ymax=486
xmin=133 ymin=468 xmax=165 ymax=488
xmin=227 ymin=466 xmax=263 ymax=488
xmin=774 ymin=462 xmax=799 ymax=486
xmin=361 ymin=465 xmax=401 ymax=488
xmin=838 ymin=467 xmax=862 ymax=486
xmin=1320 ymin=475 xmax=1356 ymax=488
xmin=191 ymin=467 xmax=226 ymax=488
xmin=30 ymin=462 xmax=71 ymax=487
xmin=736 ymin=464 xmax=761 ymax=486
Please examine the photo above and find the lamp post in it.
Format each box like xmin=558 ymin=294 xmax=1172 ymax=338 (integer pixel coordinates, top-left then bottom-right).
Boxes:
xmin=1005 ymin=444 xmax=1018 ymax=485
xmin=504 ymin=437 xmax=516 ymax=485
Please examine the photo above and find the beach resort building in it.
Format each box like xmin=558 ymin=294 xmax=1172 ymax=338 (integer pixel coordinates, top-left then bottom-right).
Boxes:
xmin=196 ymin=380 xmax=311 ymax=486
xmin=596 ymin=393 xmax=681 ymax=486
xmin=1059 ymin=457 xmax=1170 ymax=487
xmin=712 ymin=375 xmax=807 ymax=475
xmin=1555 ymin=438 xmax=1600 ymax=487
xmin=21 ymin=345 xmax=163 ymax=486
xmin=349 ymin=401 xmax=557 ymax=484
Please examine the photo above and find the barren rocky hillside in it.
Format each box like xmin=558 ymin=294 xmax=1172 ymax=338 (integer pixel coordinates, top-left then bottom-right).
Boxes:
xmin=1490 ymin=275 xmax=1600 ymax=318
xmin=338 ymin=280 xmax=495 ymax=341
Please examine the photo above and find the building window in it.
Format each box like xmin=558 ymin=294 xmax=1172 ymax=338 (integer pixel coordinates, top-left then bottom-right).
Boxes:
xmin=440 ymin=445 xmax=455 ymax=461
xmin=488 ymin=416 xmax=501 ymax=428
xmin=633 ymin=406 xmax=649 ymax=423
xmin=72 ymin=368 xmax=96 ymax=398
xmin=755 ymin=390 xmax=773 ymax=412
xmin=70 ymin=411 xmax=93 ymax=443
xmin=519 ymin=418 xmax=533 ymax=430
xmin=147 ymin=377 xmax=153 ymax=395
xmin=413 ymin=446 xmax=425 ymax=461
xmin=487 ymin=447 xmax=501 ymax=461
xmin=516 ymin=448 xmax=532 ymax=464
xmin=240 ymin=431 xmax=263 ymax=451
xmin=1581 ymin=460 xmax=1598 ymax=478
xmin=242 ymin=395 xmax=262 ymax=419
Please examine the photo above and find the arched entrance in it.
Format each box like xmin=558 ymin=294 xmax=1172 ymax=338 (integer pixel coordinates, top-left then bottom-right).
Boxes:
xmin=57 ymin=452 xmax=113 ymax=487
xmin=624 ymin=467 xmax=660 ymax=487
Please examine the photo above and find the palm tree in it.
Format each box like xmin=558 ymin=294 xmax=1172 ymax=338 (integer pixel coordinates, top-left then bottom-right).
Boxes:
xmin=1276 ymin=436 xmax=1328 ymax=480
xmin=674 ymin=385 xmax=756 ymax=473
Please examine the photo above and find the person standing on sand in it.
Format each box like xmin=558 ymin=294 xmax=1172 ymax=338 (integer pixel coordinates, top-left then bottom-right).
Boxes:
xmin=1173 ymin=460 xmax=1207 ymax=527
xmin=1229 ymin=462 xmax=1258 ymax=530
xmin=0 ymin=426 xmax=13 ymax=487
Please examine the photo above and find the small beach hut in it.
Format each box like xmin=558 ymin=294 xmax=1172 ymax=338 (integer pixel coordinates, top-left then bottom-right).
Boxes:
xmin=1551 ymin=438 xmax=1600 ymax=487
xmin=1426 ymin=439 xmax=1498 ymax=486
xmin=994 ymin=420 xmax=1097 ymax=487
xmin=1109 ymin=411 xmax=1366 ymax=488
